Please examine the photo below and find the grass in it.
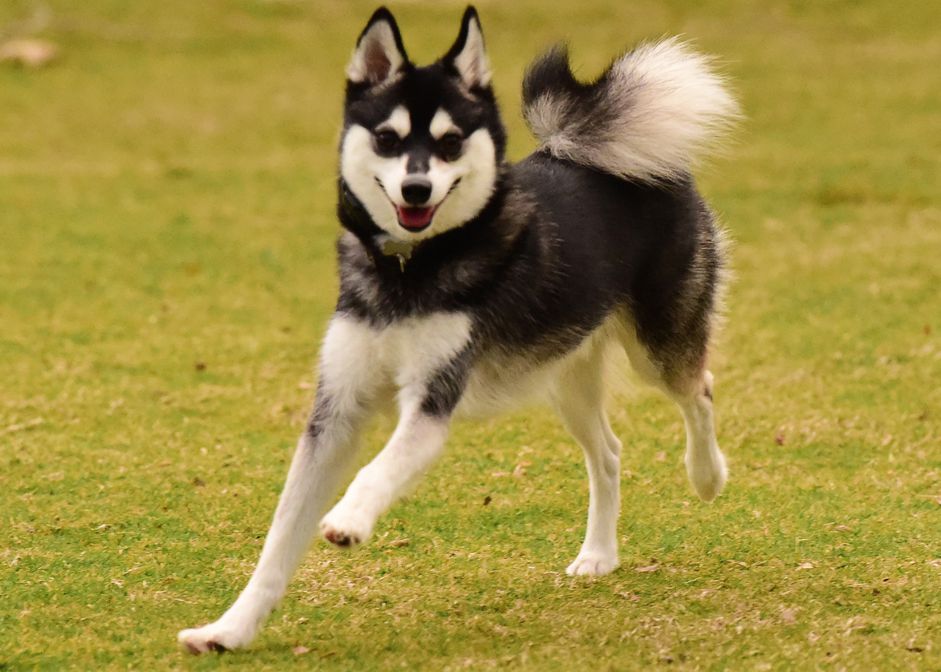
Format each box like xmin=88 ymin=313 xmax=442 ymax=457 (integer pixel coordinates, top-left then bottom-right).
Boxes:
xmin=1 ymin=0 xmax=940 ymax=669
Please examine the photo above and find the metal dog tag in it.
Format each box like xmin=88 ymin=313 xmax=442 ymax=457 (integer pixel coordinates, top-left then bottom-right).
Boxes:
xmin=380 ymin=238 xmax=414 ymax=272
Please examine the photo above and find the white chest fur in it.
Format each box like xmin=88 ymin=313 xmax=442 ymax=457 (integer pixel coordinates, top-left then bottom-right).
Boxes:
xmin=323 ymin=312 xmax=618 ymax=419
xmin=321 ymin=312 xmax=472 ymax=409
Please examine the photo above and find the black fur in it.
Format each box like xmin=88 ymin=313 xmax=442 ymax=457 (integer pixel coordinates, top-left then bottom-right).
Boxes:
xmin=345 ymin=66 xmax=507 ymax=162
xmin=521 ymin=46 xmax=629 ymax=161
xmin=357 ymin=7 xmax=408 ymax=56
xmin=175 ymin=11 xmax=732 ymax=654
xmin=420 ymin=346 xmax=475 ymax=416
xmin=441 ymin=6 xmax=486 ymax=84
xmin=338 ymin=8 xmax=723 ymax=412
xmin=522 ymin=45 xmax=587 ymax=108
xmin=337 ymin=169 xmax=720 ymax=413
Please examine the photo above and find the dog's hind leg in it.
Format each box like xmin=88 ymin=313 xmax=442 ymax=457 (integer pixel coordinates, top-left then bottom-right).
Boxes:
xmin=178 ymin=316 xmax=380 ymax=654
xmin=552 ymin=346 xmax=622 ymax=576
xmin=672 ymin=369 xmax=727 ymax=501
xmin=621 ymin=327 xmax=727 ymax=502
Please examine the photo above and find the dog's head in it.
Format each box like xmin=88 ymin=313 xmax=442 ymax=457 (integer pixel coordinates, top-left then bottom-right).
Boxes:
xmin=340 ymin=6 xmax=506 ymax=241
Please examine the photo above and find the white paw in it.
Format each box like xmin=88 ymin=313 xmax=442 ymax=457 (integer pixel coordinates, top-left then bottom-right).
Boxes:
xmin=566 ymin=550 xmax=619 ymax=577
xmin=687 ymin=448 xmax=727 ymax=502
xmin=320 ymin=502 xmax=374 ymax=548
xmin=177 ymin=619 xmax=254 ymax=654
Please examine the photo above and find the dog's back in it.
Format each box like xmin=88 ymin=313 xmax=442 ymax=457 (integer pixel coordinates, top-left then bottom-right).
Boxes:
xmin=511 ymin=153 xmax=725 ymax=387
xmin=511 ymin=38 xmax=737 ymax=387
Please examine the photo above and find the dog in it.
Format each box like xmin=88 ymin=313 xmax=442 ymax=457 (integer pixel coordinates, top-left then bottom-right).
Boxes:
xmin=178 ymin=5 xmax=738 ymax=653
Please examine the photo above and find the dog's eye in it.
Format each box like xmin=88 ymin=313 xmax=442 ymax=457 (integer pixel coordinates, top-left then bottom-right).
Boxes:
xmin=374 ymin=130 xmax=401 ymax=154
xmin=438 ymin=132 xmax=464 ymax=161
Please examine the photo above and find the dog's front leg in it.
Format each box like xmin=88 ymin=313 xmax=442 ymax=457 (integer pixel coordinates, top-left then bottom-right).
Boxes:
xmin=178 ymin=316 xmax=377 ymax=654
xmin=320 ymin=344 xmax=473 ymax=548
xmin=320 ymin=403 xmax=450 ymax=547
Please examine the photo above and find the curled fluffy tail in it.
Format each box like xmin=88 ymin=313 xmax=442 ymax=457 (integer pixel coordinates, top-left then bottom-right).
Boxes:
xmin=522 ymin=38 xmax=740 ymax=182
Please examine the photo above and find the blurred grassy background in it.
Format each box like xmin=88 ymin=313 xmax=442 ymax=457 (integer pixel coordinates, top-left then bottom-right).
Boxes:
xmin=1 ymin=1 xmax=939 ymax=669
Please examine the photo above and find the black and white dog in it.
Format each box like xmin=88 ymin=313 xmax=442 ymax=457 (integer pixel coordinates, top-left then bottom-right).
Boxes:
xmin=179 ymin=6 xmax=738 ymax=653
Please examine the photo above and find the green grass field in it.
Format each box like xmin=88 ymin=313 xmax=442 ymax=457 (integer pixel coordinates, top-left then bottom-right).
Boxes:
xmin=2 ymin=0 xmax=940 ymax=669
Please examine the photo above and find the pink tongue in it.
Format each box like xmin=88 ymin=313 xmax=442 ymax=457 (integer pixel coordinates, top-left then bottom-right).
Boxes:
xmin=397 ymin=206 xmax=434 ymax=230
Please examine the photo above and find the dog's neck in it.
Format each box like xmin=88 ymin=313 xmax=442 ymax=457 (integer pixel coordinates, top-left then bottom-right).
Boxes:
xmin=337 ymin=176 xmax=515 ymax=275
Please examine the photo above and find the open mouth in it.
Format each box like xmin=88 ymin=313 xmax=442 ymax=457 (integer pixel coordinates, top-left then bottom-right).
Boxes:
xmin=396 ymin=205 xmax=437 ymax=231
xmin=374 ymin=177 xmax=462 ymax=233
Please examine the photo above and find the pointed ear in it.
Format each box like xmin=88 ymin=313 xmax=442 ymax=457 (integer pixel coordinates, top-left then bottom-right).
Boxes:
xmin=443 ymin=6 xmax=491 ymax=89
xmin=347 ymin=7 xmax=409 ymax=86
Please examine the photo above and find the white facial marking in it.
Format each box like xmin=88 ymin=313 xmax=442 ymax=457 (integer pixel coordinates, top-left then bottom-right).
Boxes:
xmin=378 ymin=105 xmax=411 ymax=139
xmin=430 ymin=108 xmax=460 ymax=140
xmin=340 ymin=107 xmax=413 ymax=238
xmin=341 ymin=125 xmax=406 ymax=235
xmin=341 ymin=112 xmax=498 ymax=241
xmin=426 ymin=127 xmax=497 ymax=234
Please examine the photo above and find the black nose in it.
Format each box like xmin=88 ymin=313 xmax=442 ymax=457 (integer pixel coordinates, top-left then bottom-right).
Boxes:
xmin=401 ymin=175 xmax=432 ymax=206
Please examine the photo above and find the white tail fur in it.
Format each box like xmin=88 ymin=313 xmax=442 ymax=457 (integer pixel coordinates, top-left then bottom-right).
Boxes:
xmin=523 ymin=38 xmax=740 ymax=182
